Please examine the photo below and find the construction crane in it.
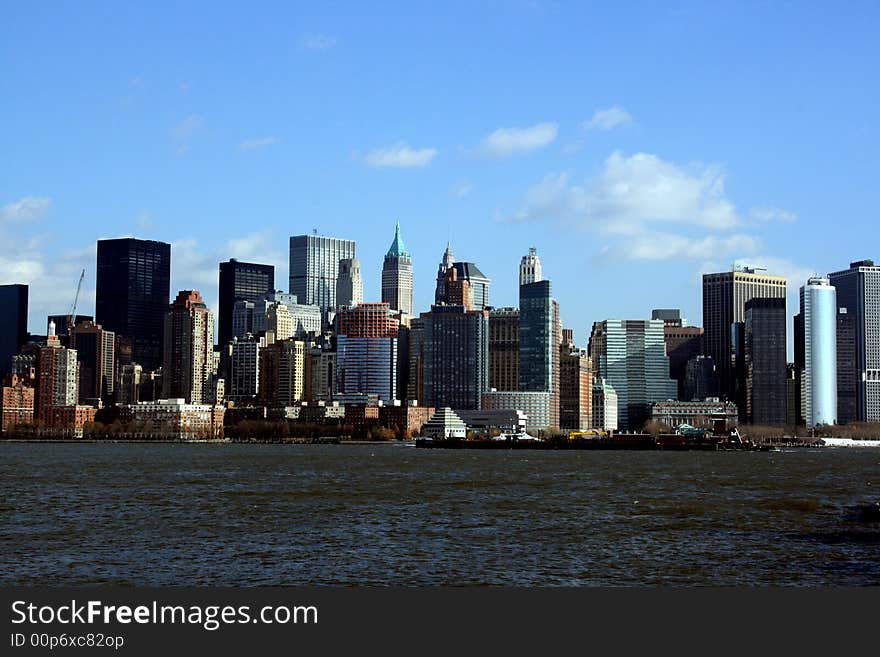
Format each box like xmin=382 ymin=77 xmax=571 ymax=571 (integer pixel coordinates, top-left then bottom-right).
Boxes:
xmin=68 ymin=268 xmax=85 ymax=335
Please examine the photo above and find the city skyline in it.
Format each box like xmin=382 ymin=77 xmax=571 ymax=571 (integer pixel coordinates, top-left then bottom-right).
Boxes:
xmin=3 ymin=3 xmax=878 ymax=347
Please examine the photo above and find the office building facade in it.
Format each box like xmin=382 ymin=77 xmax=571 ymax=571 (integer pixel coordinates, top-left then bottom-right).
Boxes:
xmin=162 ymin=290 xmax=215 ymax=404
xmin=289 ymin=234 xmax=356 ymax=321
xmin=799 ymin=277 xmax=837 ymax=427
xmin=96 ymin=238 xmax=171 ymax=371
xmin=381 ymin=222 xmax=414 ymax=317
xmin=0 ymin=284 xmax=28 ymax=377
xmin=744 ymin=297 xmax=787 ymax=425
xmin=421 ymin=305 xmax=489 ymax=410
xmin=218 ymin=259 xmax=274 ymax=349
xmin=702 ymin=265 xmax=787 ymax=402
xmin=336 ymin=258 xmax=363 ymax=309
xmin=828 ymin=260 xmax=880 ymax=422
xmin=589 ymin=319 xmax=677 ymax=431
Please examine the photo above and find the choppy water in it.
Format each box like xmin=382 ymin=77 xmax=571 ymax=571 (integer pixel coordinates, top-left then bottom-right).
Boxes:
xmin=1 ymin=443 xmax=879 ymax=586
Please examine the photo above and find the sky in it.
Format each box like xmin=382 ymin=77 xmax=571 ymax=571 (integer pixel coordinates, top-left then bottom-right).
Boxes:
xmin=2 ymin=1 xmax=878 ymax=352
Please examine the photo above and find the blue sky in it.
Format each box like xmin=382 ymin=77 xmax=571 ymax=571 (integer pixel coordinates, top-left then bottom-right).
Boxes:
xmin=2 ymin=1 xmax=878 ymax=350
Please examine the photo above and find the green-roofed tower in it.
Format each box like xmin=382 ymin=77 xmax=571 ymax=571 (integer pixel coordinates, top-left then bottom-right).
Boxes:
xmin=381 ymin=220 xmax=414 ymax=317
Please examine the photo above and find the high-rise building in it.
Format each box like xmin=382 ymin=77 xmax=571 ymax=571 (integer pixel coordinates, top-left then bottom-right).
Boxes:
xmin=836 ymin=308 xmax=858 ymax=424
xmin=488 ymin=308 xmax=519 ymax=392
xmin=434 ymin=243 xmax=455 ymax=304
xmin=36 ymin=323 xmax=78 ymax=426
xmin=96 ymin=238 xmax=171 ymax=371
xmin=519 ymin=247 xmax=542 ymax=286
xmin=218 ymin=259 xmax=274 ymax=349
xmin=336 ymin=258 xmax=363 ymax=309
xmin=702 ymin=265 xmax=787 ymax=402
xmin=162 ymin=290 xmax=215 ymax=404
xmin=259 ymin=339 xmax=307 ymax=406
xmin=1 ymin=375 xmax=34 ymax=433
xmin=592 ymin=379 xmax=618 ymax=431
xmin=519 ymin=279 xmax=559 ymax=428
xmin=0 ymin=284 xmax=28 ymax=376
xmin=228 ymin=334 xmax=264 ymax=403
xmin=335 ymin=303 xmax=399 ymax=404
xmin=231 ymin=292 xmax=322 ymax=342
xmin=452 ymin=262 xmax=490 ymax=311
xmin=381 ymin=221 xmax=413 ymax=317
xmin=266 ymin=302 xmax=293 ymax=342
xmin=559 ymin=343 xmax=592 ymax=431
xmin=289 ymin=234 xmax=356 ymax=321
xmin=405 ymin=317 xmax=425 ymax=404
xmin=744 ymin=297 xmax=787 ymax=426
xmin=70 ymin=320 xmax=115 ymax=404
xmin=589 ymin=319 xmax=677 ymax=431
xmin=684 ymin=355 xmax=720 ymax=401
xmin=799 ymin=277 xmax=837 ymax=428
xmin=519 ymin=280 xmax=554 ymax=391
xmin=652 ymin=309 xmax=703 ymax=400
xmin=828 ymin=260 xmax=880 ymax=422
xmin=421 ymin=304 xmax=489 ymax=410
xmin=440 ymin=267 xmax=471 ymax=309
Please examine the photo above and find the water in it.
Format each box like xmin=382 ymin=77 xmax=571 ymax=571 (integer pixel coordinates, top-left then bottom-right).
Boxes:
xmin=1 ymin=443 xmax=879 ymax=586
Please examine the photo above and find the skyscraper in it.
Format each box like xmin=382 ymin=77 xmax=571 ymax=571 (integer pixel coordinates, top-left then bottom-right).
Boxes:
xmin=828 ymin=260 xmax=880 ymax=422
xmin=335 ymin=302 xmax=399 ymax=404
xmin=336 ymin=258 xmax=363 ymax=309
xmin=836 ymin=307 xmax=858 ymax=424
xmin=559 ymin=341 xmax=592 ymax=431
xmin=218 ymin=259 xmax=274 ymax=348
xmin=36 ymin=323 xmax=78 ymax=426
xmin=162 ymin=290 xmax=215 ymax=404
xmin=652 ymin=309 xmax=703 ymax=400
xmin=702 ymin=265 xmax=787 ymax=402
xmin=381 ymin=221 xmax=414 ymax=316
xmin=589 ymin=319 xmax=677 ymax=431
xmin=96 ymin=238 xmax=171 ymax=371
xmin=452 ymin=262 xmax=491 ymax=311
xmin=519 ymin=280 xmax=554 ymax=392
xmin=0 ymin=284 xmax=28 ymax=377
xmin=519 ymin=247 xmax=542 ymax=286
xmin=488 ymin=308 xmax=519 ymax=392
xmin=744 ymin=297 xmax=787 ymax=426
xmin=289 ymin=233 xmax=356 ymax=321
xmin=434 ymin=243 xmax=455 ymax=303
xmin=70 ymin=320 xmax=115 ymax=404
xmin=799 ymin=277 xmax=837 ymax=428
xmin=421 ymin=304 xmax=489 ymax=410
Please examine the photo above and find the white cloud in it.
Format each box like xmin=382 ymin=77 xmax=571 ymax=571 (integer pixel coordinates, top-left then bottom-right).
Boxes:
xmin=365 ymin=142 xmax=437 ymax=168
xmin=583 ymin=106 xmax=633 ymax=131
xmin=240 ymin=136 xmax=279 ymax=152
xmin=0 ymin=196 xmax=52 ymax=223
xmin=451 ymin=180 xmax=473 ymax=198
xmin=172 ymin=114 xmax=204 ymax=155
xmin=479 ymin=122 xmax=558 ymax=158
xmin=750 ymin=206 xmax=797 ymax=223
xmin=509 ymin=152 xmax=740 ymax=233
xmin=299 ymin=33 xmax=338 ymax=50
xmin=600 ymin=232 xmax=763 ymax=262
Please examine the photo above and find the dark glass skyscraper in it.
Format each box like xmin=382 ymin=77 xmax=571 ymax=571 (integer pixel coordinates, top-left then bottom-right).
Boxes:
xmin=0 ymin=284 xmax=28 ymax=376
xmin=218 ymin=259 xmax=275 ymax=348
xmin=744 ymin=297 xmax=787 ymax=426
xmin=95 ymin=238 xmax=171 ymax=372
xmin=829 ymin=260 xmax=880 ymax=422
xmin=519 ymin=280 xmax=553 ymax=392
xmin=421 ymin=304 xmax=489 ymax=410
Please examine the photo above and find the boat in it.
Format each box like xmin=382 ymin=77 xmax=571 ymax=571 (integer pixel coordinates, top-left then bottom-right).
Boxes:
xmin=491 ymin=431 xmax=541 ymax=442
